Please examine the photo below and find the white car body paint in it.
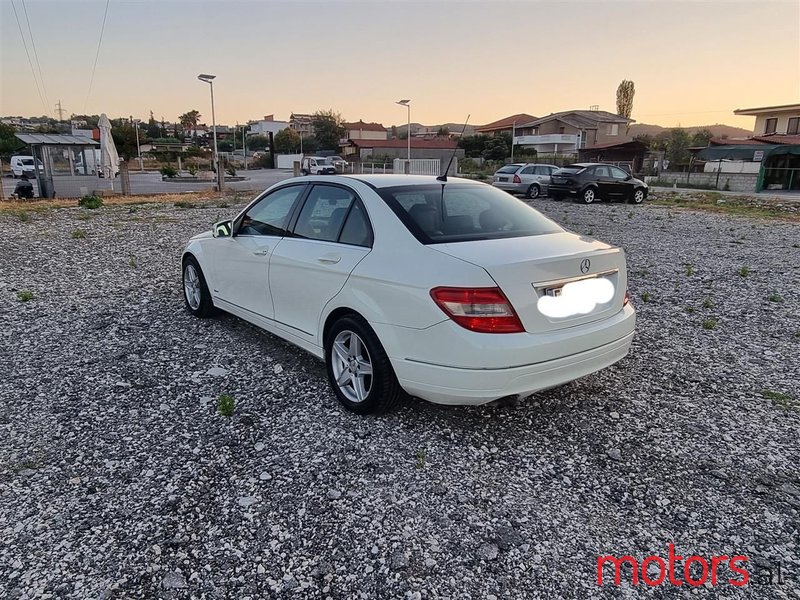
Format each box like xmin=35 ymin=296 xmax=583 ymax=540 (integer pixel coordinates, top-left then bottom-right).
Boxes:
xmin=183 ymin=175 xmax=636 ymax=406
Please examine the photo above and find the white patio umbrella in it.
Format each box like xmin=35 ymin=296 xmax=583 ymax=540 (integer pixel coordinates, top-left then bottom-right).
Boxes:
xmin=98 ymin=113 xmax=120 ymax=184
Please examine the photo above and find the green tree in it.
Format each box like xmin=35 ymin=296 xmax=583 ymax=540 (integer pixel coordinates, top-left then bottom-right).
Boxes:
xmin=300 ymin=135 xmax=319 ymax=153
xmin=482 ymin=137 xmax=509 ymax=161
xmin=274 ymin=128 xmax=300 ymax=153
xmin=437 ymin=126 xmax=449 ymax=137
xmin=110 ymin=119 xmax=139 ymax=160
xmin=458 ymin=134 xmax=490 ymax=158
xmin=0 ymin=123 xmax=23 ymax=160
xmin=146 ymin=110 xmax=161 ymax=139
xmin=690 ymin=128 xmax=713 ymax=147
xmin=179 ymin=110 xmax=201 ymax=129
xmin=247 ymin=135 xmax=270 ymax=151
xmin=616 ymin=80 xmax=635 ymax=132
xmin=312 ymin=109 xmax=345 ymax=150
xmin=665 ymin=128 xmax=691 ymax=165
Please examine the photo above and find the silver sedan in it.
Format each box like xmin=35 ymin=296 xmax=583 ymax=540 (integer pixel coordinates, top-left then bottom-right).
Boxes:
xmin=492 ymin=163 xmax=559 ymax=199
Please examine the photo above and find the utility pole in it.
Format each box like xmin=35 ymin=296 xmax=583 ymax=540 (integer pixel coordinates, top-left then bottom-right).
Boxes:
xmin=55 ymin=100 xmax=66 ymax=121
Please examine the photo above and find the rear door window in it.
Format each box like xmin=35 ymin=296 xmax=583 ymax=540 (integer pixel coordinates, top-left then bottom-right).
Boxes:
xmin=293 ymin=185 xmax=355 ymax=242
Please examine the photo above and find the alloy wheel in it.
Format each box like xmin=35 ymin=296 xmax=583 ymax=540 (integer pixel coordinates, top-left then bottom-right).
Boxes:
xmin=331 ymin=330 xmax=373 ymax=403
xmin=183 ymin=264 xmax=202 ymax=310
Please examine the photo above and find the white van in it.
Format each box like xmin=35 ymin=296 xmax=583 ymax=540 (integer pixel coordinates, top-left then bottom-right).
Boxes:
xmin=10 ymin=156 xmax=44 ymax=178
xmin=300 ymin=156 xmax=336 ymax=175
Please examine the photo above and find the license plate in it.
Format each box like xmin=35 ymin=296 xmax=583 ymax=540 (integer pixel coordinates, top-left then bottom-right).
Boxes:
xmin=498 ymin=177 xmax=508 ymax=182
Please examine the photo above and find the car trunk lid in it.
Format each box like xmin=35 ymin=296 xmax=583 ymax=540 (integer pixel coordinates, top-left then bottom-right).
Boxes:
xmin=432 ymin=232 xmax=627 ymax=333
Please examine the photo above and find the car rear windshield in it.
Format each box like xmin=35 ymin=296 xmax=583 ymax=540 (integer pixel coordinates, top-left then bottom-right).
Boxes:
xmin=495 ymin=164 xmax=522 ymax=174
xmin=375 ymin=183 xmax=563 ymax=244
xmin=553 ymin=166 xmax=586 ymax=175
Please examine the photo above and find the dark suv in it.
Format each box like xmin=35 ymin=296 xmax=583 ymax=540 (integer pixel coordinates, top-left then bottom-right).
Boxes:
xmin=548 ymin=163 xmax=648 ymax=204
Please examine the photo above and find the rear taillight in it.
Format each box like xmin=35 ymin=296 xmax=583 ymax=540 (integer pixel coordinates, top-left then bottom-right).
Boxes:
xmin=623 ymin=289 xmax=631 ymax=306
xmin=430 ymin=287 xmax=524 ymax=334
xmin=513 ymin=174 xmax=521 ymax=184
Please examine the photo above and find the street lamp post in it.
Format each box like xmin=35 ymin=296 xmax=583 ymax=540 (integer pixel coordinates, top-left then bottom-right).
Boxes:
xmin=131 ymin=116 xmax=143 ymax=171
xmin=396 ymin=99 xmax=411 ymax=162
xmin=197 ymin=73 xmax=219 ymax=189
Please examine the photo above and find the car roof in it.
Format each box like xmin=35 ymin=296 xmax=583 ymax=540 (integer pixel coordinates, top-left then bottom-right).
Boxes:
xmin=339 ymin=174 xmax=484 ymax=188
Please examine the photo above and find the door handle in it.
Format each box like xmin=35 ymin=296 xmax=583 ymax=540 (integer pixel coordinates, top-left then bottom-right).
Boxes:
xmin=253 ymin=248 xmax=269 ymax=256
xmin=317 ymin=254 xmax=341 ymax=264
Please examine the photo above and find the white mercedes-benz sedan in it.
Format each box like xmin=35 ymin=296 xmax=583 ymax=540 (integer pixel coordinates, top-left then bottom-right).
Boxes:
xmin=181 ymin=175 xmax=635 ymax=414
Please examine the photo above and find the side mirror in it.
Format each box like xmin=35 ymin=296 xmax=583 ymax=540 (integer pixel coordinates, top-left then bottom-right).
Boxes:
xmin=213 ymin=219 xmax=233 ymax=238
xmin=625 ymin=174 xmax=633 ymax=181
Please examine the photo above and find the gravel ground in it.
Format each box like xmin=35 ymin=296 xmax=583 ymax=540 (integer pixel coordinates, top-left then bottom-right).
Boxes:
xmin=1 ymin=193 xmax=798 ymax=599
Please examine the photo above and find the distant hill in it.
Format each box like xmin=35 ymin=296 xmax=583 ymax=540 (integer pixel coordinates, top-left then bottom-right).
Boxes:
xmin=629 ymin=123 xmax=752 ymax=139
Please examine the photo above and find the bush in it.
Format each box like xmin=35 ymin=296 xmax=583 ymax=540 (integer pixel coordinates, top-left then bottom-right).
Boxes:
xmin=187 ymin=163 xmax=198 ymax=176
xmin=78 ymin=195 xmax=103 ymax=209
xmin=225 ymin=162 xmax=236 ymax=177
xmin=161 ymin=165 xmax=178 ymax=178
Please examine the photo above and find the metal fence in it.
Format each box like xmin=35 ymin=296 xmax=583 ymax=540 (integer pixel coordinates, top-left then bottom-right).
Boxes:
xmin=393 ymin=159 xmax=441 ymax=176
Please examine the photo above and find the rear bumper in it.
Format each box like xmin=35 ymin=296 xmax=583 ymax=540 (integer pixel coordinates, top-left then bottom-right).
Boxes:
xmin=492 ymin=181 xmax=525 ymax=193
xmin=393 ymin=330 xmax=634 ymax=405
xmin=374 ymin=304 xmax=636 ymax=405
xmin=548 ymin=184 xmax=579 ymax=196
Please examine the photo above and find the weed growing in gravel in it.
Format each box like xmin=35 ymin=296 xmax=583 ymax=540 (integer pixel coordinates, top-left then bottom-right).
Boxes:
xmin=685 ymin=264 xmax=694 ymax=276
xmin=794 ymin=331 xmax=800 ymax=338
xmin=686 ymin=307 xmax=695 ymax=313
xmin=761 ymin=390 xmax=796 ymax=411
xmin=586 ymin=230 xmax=593 ymax=236
xmin=641 ymin=292 xmax=652 ymax=302
xmin=768 ymin=293 xmax=784 ymax=303
xmin=16 ymin=290 xmax=34 ymax=302
xmin=78 ymin=195 xmax=103 ymax=209
xmin=76 ymin=213 xmax=91 ymax=221
xmin=738 ymin=266 xmax=750 ymax=277
xmin=71 ymin=229 xmax=87 ymax=239
xmin=627 ymin=211 xmax=634 ymax=219
xmin=217 ymin=202 xmax=230 ymax=209
xmin=128 ymin=255 xmax=138 ymax=268
xmin=15 ymin=210 xmax=30 ymax=222
xmin=415 ymin=448 xmax=426 ymax=469
xmin=175 ymin=201 xmax=196 ymax=209
xmin=702 ymin=298 xmax=713 ymax=309
xmin=702 ymin=318 xmax=718 ymax=330
xmin=217 ymin=394 xmax=235 ymax=417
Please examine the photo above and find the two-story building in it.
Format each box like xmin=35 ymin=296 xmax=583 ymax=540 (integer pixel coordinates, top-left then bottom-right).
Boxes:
xmin=342 ymin=120 xmax=387 ymax=140
xmin=734 ymin=103 xmax=800 ymax=140
xmin=474 ymin=113 xmax=537 ymax=137
xmin=514 ymin=110 xmax=634 ymax=155
xmin=289 ymin=113 xmax=314 ymax=138
xmin=248 ymin=115 xmax=289 ymax=137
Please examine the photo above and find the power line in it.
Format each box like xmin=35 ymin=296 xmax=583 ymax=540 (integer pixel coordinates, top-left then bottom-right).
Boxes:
xmin=9 ymin=0 xmax=48 ymax=116
xmin=84 ymin=0 xmax=111 ymax=111
xmin=21 ymin=0 xmax=50 ymax=115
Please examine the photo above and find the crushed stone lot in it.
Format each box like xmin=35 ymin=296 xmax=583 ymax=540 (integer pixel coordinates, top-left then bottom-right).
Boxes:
xmin=1 ymin=193 xmax=798 ymax=599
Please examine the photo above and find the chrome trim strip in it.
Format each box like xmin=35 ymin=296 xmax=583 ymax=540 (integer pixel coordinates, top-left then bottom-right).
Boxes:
xmin=533 ymin=268 xmax=619 ymax=290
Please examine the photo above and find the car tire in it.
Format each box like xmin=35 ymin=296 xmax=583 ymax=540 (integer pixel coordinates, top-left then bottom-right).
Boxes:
xmin=325 ymin=314 xmax=403 ymax=414
xmin=579 ymin=187 xmax=597 ymax=204
xmin=630 ymin=188 xmax=646 ymax=204
xmin=182 ymin=255 xmax=216 ymax=318
xmin=526 ymin=184 xmax=541 ymax=200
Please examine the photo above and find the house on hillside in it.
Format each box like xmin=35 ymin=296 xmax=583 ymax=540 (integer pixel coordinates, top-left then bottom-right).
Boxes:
xmin=513 ymin=110 xmax=634 ymax=155
xmin=342 ymin=120 xmax=387 ymax=141
xmin=249 ymin=115 xmax=289 ymax=137
xmin=289 ymin=113 xmax=314 ymax=137
xmin=734 ymin=103 xmax=800 ymax=139
xmin=341 ymin=138 xmax=463 ymax=162
xmin=475 ymin=114 xmax=537 ymax=137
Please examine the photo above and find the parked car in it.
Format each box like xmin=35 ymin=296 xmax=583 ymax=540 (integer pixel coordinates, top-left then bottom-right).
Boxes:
xmin=548 ymin=163 xmax=648 ymax=204
xmin=300 ymin=156 xmax=336 ymax=175
xmin=10 ymin=155 xmax=44 ymax=178
xmin=492 ymin=163 xmax=559 ymax=199
xmin=325 ymin=155 xmax=349 ymax=172
xmin=181 ymin=175 xmax=635 ymax=414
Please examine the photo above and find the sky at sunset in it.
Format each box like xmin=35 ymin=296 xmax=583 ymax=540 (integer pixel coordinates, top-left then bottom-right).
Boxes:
xmin=1 ymin=0 xmax=798 ymax=130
